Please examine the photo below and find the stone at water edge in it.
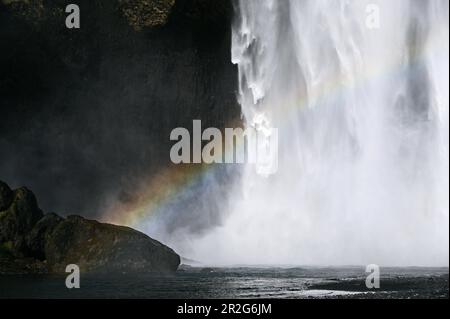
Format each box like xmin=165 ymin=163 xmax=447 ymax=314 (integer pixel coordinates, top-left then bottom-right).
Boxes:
xmin=0 ymin=180 xmax=180 ymax=273
xmin=45 ymin=215 xmax=181 ymax=273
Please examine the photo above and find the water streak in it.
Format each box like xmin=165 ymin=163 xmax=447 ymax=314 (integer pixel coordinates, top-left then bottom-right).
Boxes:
xmin=192 ymin=0 xmax=449 ymax=266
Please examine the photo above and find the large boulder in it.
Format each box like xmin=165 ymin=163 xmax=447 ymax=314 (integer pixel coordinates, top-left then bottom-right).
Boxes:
xmin=46 ymin=215 xmax=180 ymax=273
xmin=0 ymin=180 xmax=180 ymax=273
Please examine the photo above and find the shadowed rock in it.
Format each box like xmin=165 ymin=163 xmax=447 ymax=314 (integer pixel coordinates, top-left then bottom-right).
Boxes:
xmin=26 ymin=212 xmax=63 ymax=260
xmin=2 ymin=0 xmax=232 ymax=30
xmin=119 ymin=0 xmax=176 ymax=30
xmin=46 ymin=215 xmax=180 ymax=273
xmin=0 ymin=181 xmax=13 ymax=211
xmin=0 ymin=180 xmax=180 ymax=273
xmin=0 ymin=185 xmax=43 ymax=256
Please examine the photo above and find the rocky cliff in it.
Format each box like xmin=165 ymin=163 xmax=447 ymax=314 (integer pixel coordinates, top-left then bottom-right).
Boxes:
xmin=0 ymin=180 xmax=180 ymax=274
xmin=0 ymin=0 xmax=239 ymax=236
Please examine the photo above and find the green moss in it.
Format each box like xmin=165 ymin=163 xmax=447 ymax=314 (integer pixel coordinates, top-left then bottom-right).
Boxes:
xmin=118 ymin=0 xmax=176 ymax=30
xmin=0 ymin=241 xmax=14 ymax=253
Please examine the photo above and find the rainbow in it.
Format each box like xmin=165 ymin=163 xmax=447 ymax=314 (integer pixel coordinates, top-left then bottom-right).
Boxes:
xmin=103 ymin=19 xmax=448 ymax=231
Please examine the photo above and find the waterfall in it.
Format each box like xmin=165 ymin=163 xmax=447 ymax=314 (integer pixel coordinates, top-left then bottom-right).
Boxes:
xmin=191 ymin=0 xmax=449 ymax=266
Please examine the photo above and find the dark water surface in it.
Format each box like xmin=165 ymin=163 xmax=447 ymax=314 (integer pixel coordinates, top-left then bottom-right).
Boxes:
xmin=0 ymin=266 xmax=448 ymax=299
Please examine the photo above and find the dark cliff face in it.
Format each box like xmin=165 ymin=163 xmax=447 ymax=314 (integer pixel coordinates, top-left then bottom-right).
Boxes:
xmin=0 ymin=0 xmax=239 ymax=225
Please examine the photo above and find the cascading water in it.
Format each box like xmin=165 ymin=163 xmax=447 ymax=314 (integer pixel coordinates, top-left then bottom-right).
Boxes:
xmin=191 ymin=0 xmax=449 ymax=266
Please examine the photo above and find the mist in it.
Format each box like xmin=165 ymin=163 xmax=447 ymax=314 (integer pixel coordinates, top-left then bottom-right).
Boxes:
xmin=168 ymin=0 xmax=449 ymax=266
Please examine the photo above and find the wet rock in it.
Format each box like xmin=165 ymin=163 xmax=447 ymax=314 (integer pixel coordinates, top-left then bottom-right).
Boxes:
xmin=0 ymin=185 xmax=44 ymax=256
xmin=26 ymin=213 xmax=63 ymax=260
xmin=46 ymin=215 xmax=180 ymax=273
xmin=2 ymin=0 xmax=232 ymax=31
xmin=119 ymin=0 xmax=176 ymax=30
xmin=0 ymin=180 xmax=180 ymax=273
